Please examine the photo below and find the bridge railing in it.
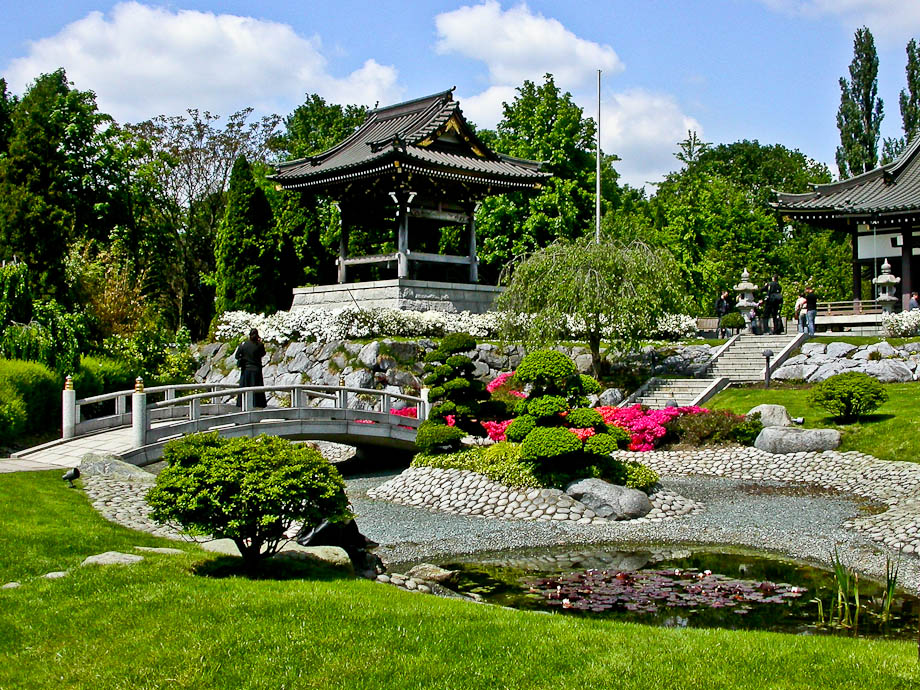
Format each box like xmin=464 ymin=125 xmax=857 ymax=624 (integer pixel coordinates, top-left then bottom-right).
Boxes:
xmin=62 ymin=377 xmax=430 ymax=449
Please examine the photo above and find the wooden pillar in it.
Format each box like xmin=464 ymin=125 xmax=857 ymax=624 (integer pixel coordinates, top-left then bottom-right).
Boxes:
xmin=902 ymin=226 xmax=914 ymax=310
xmin=337 ymin=203 xmax=348 ymax=284
xmin=468 ymin=208 xmax=478 ymax=283
xmin=852 ymin=224 xmax=862 ymax=301
xmin=394 ymin=192 xmax=413 ymax=279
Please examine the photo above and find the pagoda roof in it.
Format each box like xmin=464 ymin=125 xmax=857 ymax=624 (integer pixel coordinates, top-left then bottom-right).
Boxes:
xmin=271 ymin=89 xmax=549 ymax=192
xmin=773 ymin=135 xmax=920 ymax=221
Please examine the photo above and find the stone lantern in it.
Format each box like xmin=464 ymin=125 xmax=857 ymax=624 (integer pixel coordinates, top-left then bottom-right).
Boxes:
xmin=734 ymin=268 xmax=760 ymax=334
xmin=872 ymin=258 xmax=900 ymax=313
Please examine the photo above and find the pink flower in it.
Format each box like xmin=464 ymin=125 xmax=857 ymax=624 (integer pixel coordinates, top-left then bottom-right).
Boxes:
xmin=486 ymin=372 xmax=515 ymax=393
xmin=445 ymin=414 xmax=456 ymax=427
xmin=389 ymin=406 xmax=418 ymax=418
xmin=355 ymin=419 xmax=376 ymax=424
xmin=481 ymin=419 xmax=514 ymax=441
xmin=594 ymin=403 xmax=710 ymax=451
xmin=568 ymin=427 xmax=596 ymax=441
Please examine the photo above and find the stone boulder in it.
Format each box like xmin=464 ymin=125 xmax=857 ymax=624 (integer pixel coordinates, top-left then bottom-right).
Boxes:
xmin=272 ymin=544 xmax=355 ymax=575
xmin=82 ymin=551 xmax=145 ymax=566
xmin=826 ymin=342 xmax=857 ymax=358
xmin=747 ymin=404 xmax=791 ymax=427
xmin=800 ymin=342 xmax=827 ymax=356
xmin=565 ymin=478 xmax=652 ymax=520
xmin=754 ymin=427 xmax=841 ymax=454
xmin=597 ymin=387 xmax=624 ymax=407
xmin=80 ymin=454 xmax=154 ymax=480
xmin=771 ymin=363 xmax=818 ymax=382
xmin=865 ymin=359 xmax=913 ymax=383
xmin=406 ymin=563 xmax=459 ymax=585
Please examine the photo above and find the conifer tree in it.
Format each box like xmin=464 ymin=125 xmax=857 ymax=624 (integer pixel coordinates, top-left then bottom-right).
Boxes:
xmin=901 ymin=38 xmax=920 ymax=144
xmin=836 ymin=27 xmax=884 ymax=178
xmin=214 ymin=156 xmax=276 ymax=314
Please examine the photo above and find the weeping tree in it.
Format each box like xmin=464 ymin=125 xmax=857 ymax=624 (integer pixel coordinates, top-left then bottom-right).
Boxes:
xmin=496 ymin=235 xmax=685 ymax=376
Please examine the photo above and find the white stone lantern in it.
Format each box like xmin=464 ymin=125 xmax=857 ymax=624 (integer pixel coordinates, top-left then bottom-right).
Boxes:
xmin=872 ymin=258 xmax=900 ymax=313
xmin=734 ymin=268 xmax=760 ymax=333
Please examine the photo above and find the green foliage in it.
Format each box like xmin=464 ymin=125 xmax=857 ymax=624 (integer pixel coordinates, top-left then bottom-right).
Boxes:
xmin=0 ymin=391 xmax=26 ymax=445
xmin=566 ymin=407 xmax=604 ymax=429
xmin=0 ymin=261 xmax=31 ymax=326
xmin=808 ymin=372 xmax=889 ymax=422
xmin=147 ymin=434 xmax=351 ymax=568
xmin=836 ymin=27 xmax=884 ymax=178
xmin=515 ymin=350 xmax=577 ymax=394
xmin=505 ymin=414 xmax=536 ymax=443
xmin=623 ymin=462 xmax=660 ymax=491
xmin=579 ymin=374 xmax=602 ymax=395
xmin=606 ymin=425 xmax=632 ymax=450
xmin=72 ymin=355 xmax=135 ymax=398
xmin=583 ymin=432 xmax=618 ymax=457
xmin=900 ymin=38 xmax=920 ymax=144
xmin=415 ymin=420 xmax=466 ymax=454
xmin=101 ymin=321 xmax=196 ymax=385
xmin=526 ymin=395 xmax=568 ymax=420
xmin=0 ymin=358 xmax=58 ymax=436
xmin=720 ymin=311 xmax=745 ymax=330
xmin=732 ymin=413 xmax=764 ymax=446
xmin=278 ymin=93 xmax=367 ymax=160
xmin=664 ymin=409 xmax=757 ymax=447
xmin=439 ymin=332 xmax=476 ymax=354
xmin=0 ymin=298 xmax=86 ymax=375
xmin=520 ymin=426 xmax=581 ymax=462
xmin=412 ymin=442 xmax=544 ymax=489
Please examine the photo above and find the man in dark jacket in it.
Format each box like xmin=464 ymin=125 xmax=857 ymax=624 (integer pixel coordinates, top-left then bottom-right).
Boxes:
xmin=763 ymin=275 xmax=783 ymax=334
xmin=715 ymin=290 xmax=732 ymax=338
xmin=235 ymin=328 xmax=267 ymax=407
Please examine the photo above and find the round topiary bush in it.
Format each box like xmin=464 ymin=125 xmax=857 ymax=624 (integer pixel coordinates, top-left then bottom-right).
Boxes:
xmin=566 ymin=407 xmax=604 ymax=429
xmin=505 ymin=414 xmax=536 ymax=443
xmin=605 ymin=425 xmax=631 ymax=449
xmin=521 ymin=426 xmax=582 ymax=462
xmin=808 ymin=371 xmax=889 ymax=422
xmin=439 ymin=332 xmax=477 ymax=354
xmin=526 ymin=395 xmax=568 ymax=420
xmin=583 ymin=432 xmax=618 ymax=457
xmin=720 ymin=311 xmax=745 ymax=331
xmin=415 ymin=420 xmax=466 ymax=454
xmin=515 ymin=350 xmax=578 ymax=395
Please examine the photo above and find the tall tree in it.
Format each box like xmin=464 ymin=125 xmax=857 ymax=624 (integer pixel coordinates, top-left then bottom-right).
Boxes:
xmin=0 ymin=69 xmax=124 ymax=299
xmin=900 ymin=38 xmax=920 ymax=145
xmin=279 ymin=94 xmax=367 ymax=159
xmin=214 ymin=156 xmax=279 ymax=314
xmin=836 ymin=27 xmax=884 ymax=178
xmin=0 ymin=78 xmax=16 ymax=155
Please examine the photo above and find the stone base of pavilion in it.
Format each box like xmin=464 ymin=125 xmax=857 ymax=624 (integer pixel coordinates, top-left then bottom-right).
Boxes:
xmin=291 ymin=279 xmax=503 ymax=314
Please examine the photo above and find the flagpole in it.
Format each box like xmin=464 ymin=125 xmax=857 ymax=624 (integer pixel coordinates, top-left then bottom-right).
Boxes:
xmin=596 ymin=69 xmax=601 ymax=243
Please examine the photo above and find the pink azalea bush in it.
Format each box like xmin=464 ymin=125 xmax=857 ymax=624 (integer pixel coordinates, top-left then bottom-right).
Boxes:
xmin=568 ymin=427 xmax=596 ymax=442
xmin=389 ymin=406 xmax=418 ymax=418
xmin=486 ymin=371 xmax=527 ymax=398
xmin=596 ymin=404 xmax=708 ymax=452
xmin=481 ymin=419 xmax=514 ymax=441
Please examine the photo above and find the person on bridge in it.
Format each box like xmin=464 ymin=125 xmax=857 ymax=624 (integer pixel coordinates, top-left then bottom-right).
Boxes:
xmin=235 ymin=328 xmax=267 ymax=408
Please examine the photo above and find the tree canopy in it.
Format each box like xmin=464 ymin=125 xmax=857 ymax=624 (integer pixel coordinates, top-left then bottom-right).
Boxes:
xmin=836 ymin=27 xmax=884 ymax=178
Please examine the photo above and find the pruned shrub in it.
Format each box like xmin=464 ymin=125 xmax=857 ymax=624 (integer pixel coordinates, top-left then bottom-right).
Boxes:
xmin=623 ymin=462 xmax=659 ymax=491
xmin=505 ymin=414 xmax=536 ymax=443
xmin=583 ymin=432 xmax=618 ymax=457
xmin=0 ymin=358 xmax=59 ymax=435
xmin=0 ymin=390 xmax=26 ymax=445
xmin=808 ymin=371 xmax=889 ymax=422
xmin=605 ymin=425 xmax=631 ymax=449
xmin=415 ymin=420 xmax=466 ymax=454
xmin=719 ymin=311 xmax=745 ymax=331
xmin=526 ymin=395 xmax=568 ymax=420
xmin=521 ymin=426 xmax=582 ymax=462
xmin=412 ymin=442 xmax=543 ymax=488
xmin=515 ymin=350 xmax=578 ymax=396
xmin=566 ymin=407 xmax=604 ymax=429
xmin=423 ymin=332 xmax=488 ymax=433
xmin=147 ymin=434 xmax=351 ymax=569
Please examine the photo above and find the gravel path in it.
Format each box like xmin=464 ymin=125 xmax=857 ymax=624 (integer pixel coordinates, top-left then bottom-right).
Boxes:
xmin=348 ymin=470 xmax=920 ymax=591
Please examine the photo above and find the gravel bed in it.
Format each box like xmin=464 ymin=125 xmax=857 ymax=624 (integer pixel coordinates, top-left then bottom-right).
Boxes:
xmin=347 ymin=470 xmax=920 ymax=591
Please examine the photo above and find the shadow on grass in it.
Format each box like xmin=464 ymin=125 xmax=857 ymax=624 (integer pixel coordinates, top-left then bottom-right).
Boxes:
xmin=192 ymin=554 xmax=354 ymax=582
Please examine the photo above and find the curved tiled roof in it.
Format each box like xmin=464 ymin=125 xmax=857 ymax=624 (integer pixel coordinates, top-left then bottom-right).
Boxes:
xmin=271 ymin=89 xmax=548 ymax=190
xmin=773 ymin=136 xmax=920 ymax=216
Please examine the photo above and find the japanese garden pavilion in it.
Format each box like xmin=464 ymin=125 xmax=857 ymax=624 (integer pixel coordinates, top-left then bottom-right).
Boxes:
xmin=270 ymin=89 xmax=549 ymax=313
xmin=773 ymin=136 xmax=920 ymax=310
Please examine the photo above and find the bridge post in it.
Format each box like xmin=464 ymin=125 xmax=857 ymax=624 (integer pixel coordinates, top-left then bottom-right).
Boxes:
xmin=337 ymin=376 xmax=347 ymax=409
xmin=189 ymin=397 xmax=200 ymax=421
xmin=382 ymin=393 xmax=391 ymax=414
xmin=242 ymin=391 xmax=252 ymax=411
xmin=62 ymin=375 xmax=76 ymax=439
xmin=132 ymin=377 xmax=148 ymax=449
xmin=419 ymin=387 xmax=430 ymax=421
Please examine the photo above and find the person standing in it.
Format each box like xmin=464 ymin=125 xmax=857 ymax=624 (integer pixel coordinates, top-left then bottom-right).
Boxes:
xmin=804 ymin=286 xmax=818 ymax=336
xmin=910 ymin=291 xmax=919 ymax=310
xmin=715 ymin=290 xmax=732 ymax=338
xmin=793 ymin=291 xmax=807 ymax=333
xmin=235 ymin=328 xmax=267 ymax=408
xmin=763 ymin=275 xmax=783 ymax=334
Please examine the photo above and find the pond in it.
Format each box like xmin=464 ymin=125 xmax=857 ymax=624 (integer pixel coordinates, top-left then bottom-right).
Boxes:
xmin=429 ymin=545 xmax=918 ymax=640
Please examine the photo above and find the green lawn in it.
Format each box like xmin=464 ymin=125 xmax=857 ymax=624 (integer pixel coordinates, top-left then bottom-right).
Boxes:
xmin=707 ymin=382 xmax=920 ymax=463
xmin=1 ymin=472 xmax=919 ymax=689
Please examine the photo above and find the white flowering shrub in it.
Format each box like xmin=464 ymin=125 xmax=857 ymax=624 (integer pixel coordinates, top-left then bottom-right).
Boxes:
xmin=649 ymin=314 xmax=698 ymax=341
xmin=216 ymin=308 xmax=503 ymax=344
xmin=882 ymin=310 xmax=920 ymax=337
xmin=216 ymin=309 xmax=699 ymax=345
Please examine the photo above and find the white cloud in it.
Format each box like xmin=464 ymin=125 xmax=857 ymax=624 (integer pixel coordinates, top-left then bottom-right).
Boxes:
xmin=759 ymin=0 xmax=920 ymax=42
xmin=457 ymin=85 xmax=518 ymax=129
xmin=599 ymin=89 xmax=703 ymax=188
xmin=3 ymin=2 xmax=402 ymax=123
xmin=436 ymin=1 xmax=622 ymax=88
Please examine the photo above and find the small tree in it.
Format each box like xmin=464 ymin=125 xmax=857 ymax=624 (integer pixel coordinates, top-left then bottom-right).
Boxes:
xmin=497 ymin=236 xmax=684 ymax=376
xmin=147 ymin=433 xmax=351 ymax=569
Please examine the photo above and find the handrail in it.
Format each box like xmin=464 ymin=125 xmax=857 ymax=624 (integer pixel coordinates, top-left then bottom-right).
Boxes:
xmin=77 ymin=382 xmax=237 ymax=406
xmin=149 ymin=386 xmax=335 ymax=408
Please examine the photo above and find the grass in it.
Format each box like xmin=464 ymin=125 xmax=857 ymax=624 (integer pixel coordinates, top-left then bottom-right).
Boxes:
xmin=1 ymin=472 xmax=920 ymax=689
xmin=707 ymin=382 xmax=920 ymax=462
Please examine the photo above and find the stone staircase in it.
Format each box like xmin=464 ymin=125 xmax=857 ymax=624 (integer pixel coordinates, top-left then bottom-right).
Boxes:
xmin=622 ymin=333 xmax=808 ymax=408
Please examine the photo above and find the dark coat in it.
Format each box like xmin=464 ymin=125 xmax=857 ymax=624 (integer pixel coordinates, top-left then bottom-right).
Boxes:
xmin=235 ymin=337 xmax=267 ymax=407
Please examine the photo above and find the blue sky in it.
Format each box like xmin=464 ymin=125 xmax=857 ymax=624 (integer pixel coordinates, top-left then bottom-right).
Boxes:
xmin=2 ymin=1 xmax=920 ymax=188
